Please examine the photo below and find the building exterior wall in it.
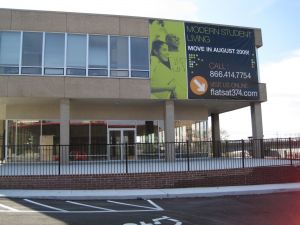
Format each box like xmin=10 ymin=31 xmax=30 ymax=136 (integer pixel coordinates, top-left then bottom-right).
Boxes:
xmin=0 ymin=8 xmax=266 ymax=149
xmin=0 ymin=76 xmax=150 ymax=99
xmin=4 ymin=101 xmax=208 ymax=121
xmin=0 ymin=9 xmax=148 ymax=37
xmin=6 ymin=103 xmax=59 ymax=120
xmin=0 ymin=8 xmax=265 ymax=103
xmin=0 ymin=105 xmax=5 ymax=120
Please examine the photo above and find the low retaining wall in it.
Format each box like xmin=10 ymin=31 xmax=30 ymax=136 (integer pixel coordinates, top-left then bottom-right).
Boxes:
xmin=1 ymin=166 xmax=300 ymax=189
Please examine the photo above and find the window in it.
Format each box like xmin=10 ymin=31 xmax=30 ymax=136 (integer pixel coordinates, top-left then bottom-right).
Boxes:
xmin=0 ymin=31 xmax=21 ymax=74
xmin=91 ymin=121 xmax=107 ymax=159
xmin=131 ymin=37 xmax=149 ymax=78
xmin=44 ymin=33 xmax=65 ymax=75
xmin=1 ymin=30 xmax=150 ymax=79
xmin=66 ymin=34 xmax=87 ymax=76
xmin=41 ymin=120 xmax=60 ymax=145
xmin=70 ymin=121 xmax=90 ymax=145
xmin=110 ymin=36 xmax=128 ymax=77
xmin=88 ymin=35 xmax=108 ymax=76
xmin=21 ymin=32 xmax=43 ymax=74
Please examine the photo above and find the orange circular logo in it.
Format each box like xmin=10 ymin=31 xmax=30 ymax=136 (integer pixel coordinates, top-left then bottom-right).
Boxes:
xmin=190 ymin=76 xmax=208 ymax=95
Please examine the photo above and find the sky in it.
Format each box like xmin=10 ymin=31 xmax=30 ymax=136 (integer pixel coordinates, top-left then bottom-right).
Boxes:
xmin=1 ymin=0 xmax=300 ymax=139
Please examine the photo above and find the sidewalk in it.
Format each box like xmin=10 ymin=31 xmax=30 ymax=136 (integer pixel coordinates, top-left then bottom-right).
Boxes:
xmin=1 ymin=182 xmax=300 ymax=200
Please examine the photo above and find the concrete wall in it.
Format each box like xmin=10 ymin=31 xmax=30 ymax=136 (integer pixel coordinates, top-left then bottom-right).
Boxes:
xmin=6 ymin=103 xmax=59 ymax=120
xmin=0 ymin=76 xmax=150 ymax=99
xmin=71 ymin=102 xmax=164 ymax=120
xmin=0 ymin=105 xmax=5 ymax=120
xmin=175 ymin=104 xmax=208 ymax=120
xmin=5 ymin=100 xmax=208 ymax=121
xmin=0 ymin=8 xmax=148 ymax=37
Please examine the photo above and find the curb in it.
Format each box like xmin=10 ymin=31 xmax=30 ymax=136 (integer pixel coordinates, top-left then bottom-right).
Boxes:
xmin=1 ymin=183 xmax=300 ymax=200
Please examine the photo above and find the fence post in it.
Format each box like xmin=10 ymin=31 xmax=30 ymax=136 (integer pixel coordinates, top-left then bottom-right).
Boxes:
xmin=125 ymin=143 xmax=128 ymax=174
xmin=58 ymin=145 xmax=61 ymax=175
xmin=186 ymin=141 xmax=190 ymax=171
xmin=260 ymin=139 xmax=264 ymax=159
xmin=289 ymin=138 xmax=293 ymax=166
xmin=242 ymin=139 xmax=245 ymax=169
xmin=225 ymin=141 xmax=228 ymax=158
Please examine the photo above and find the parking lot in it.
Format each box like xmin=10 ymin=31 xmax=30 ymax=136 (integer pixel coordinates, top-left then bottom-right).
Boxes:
xmin=1 ymin=191 xmax=300 ymax=225
xmin=0 ymin=198 xmax=163 ymax=213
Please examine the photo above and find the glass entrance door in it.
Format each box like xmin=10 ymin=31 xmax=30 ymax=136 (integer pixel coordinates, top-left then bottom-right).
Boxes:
xmin=108 ymin=129 xmax=136 ymax=160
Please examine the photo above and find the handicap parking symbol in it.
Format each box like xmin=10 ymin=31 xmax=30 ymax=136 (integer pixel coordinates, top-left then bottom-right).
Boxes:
xmin=124 ymin=216 xmax=182 ymax=225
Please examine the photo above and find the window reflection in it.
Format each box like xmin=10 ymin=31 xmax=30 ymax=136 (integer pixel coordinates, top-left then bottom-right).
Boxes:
xmin=110 ymin=36 xmax=129 ymax=77
xmin=22 ymin=32 xmax=43 ymax=74
xmin=0 ymin=31 xmax=149 ymax=78
xmin=131 ymin=37 xmax=149 ymax=70
xmin=4 ymin=120 xmax=208 ymax=161
xmin=67 ymin=34 xmax=86 ymax=76
xmin=88 ymin=35 xmax=108 ymax=76
xmin=0 ymin=31 xmax=20 ymax=74
xmin=44 ymin=33 xmax=65 ymax=75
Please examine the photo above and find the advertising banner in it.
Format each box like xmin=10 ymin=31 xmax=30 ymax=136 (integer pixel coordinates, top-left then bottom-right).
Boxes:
xmin=149 ymin=20 xmax=259 ymax=100
xmin=149 ymin=20 xmax=188 ymax=99
xmin=185 ymin=23 xmax=259 ymax=100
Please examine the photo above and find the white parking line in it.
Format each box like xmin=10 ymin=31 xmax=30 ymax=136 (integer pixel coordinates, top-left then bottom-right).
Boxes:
xmin=107 ymin=200 xmax=160 ymax=210
xmin=0 ymin=203 xmax=19 ymax=212
xmin=0 ymin=209 xmax=162 ymax=213
xmin=0 ymin=199 xmax=164 ymax=214
xmin=66 ymin=201 xmax=116 ymax=212
xmin=23 ymin=199 xmax=68 ymax=212
xmin=147 ymin=200 xmax=164 ymax=210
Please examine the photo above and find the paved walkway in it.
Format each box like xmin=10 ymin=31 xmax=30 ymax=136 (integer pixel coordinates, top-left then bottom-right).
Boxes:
xmin=1 ymin=182 xmax=300 ymax=200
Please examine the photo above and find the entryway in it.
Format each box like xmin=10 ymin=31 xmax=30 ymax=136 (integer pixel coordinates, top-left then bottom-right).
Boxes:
xmin=107 ymin=128 xmax=136 ymax=160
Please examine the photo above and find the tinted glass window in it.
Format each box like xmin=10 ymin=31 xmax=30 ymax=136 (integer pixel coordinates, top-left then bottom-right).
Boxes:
xmin=22 ymin=32 xmax=43 ymax=67
xmin=110 ymin=70 xmax=129 ymax=77
xmin=89 ymin=35 xmax=108 ymax=68
xmin=0 ymin=31 xmax=20 ymax=66
xmin=44 ymin=33 xmax=65 ymax=68
xmin=67 ymin=34 xmax=86 ymax=68
xmin=131 ymin=37 xmax=149 ymax=71
xmin=110 ymin=36 xmax=128 ymax=70
xmin=131 ymin=70 xmax=149 ymax=78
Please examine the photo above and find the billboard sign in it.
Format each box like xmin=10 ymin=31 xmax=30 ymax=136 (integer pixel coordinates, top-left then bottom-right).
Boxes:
xmin=185 ymin=23 xmax=259 ymax=100
xmin=149 ymin=20 xmax=259 ymax=100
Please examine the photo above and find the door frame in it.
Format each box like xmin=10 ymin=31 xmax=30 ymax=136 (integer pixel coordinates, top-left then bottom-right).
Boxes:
xmin=107 ymin=128 xmax=136 ymax=160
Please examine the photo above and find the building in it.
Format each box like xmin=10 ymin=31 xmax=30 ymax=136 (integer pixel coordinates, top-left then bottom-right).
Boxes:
xmin=0 ymin=8 xmax=266 ymax=163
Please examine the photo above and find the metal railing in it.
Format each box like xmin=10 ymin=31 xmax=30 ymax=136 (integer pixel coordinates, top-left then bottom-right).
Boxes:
xmin=0 ymin=138 xmax=300 ymax=176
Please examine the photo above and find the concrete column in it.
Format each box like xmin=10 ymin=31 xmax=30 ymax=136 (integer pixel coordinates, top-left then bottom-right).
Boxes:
xmin=164 ymin=100 xmax=175 ymax=161
xmin=211 ymin=113 xmax=221 ymax=157
xmin=60 ymin=99 xmax=70 ymax=164
xmin=251 ymin=103 xmax=264 ymax=139
xmin=251 ymin=102 xmax=264 ymax=158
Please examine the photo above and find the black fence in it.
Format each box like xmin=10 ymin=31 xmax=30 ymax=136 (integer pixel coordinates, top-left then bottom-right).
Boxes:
xmin=0 ymin=138 xmax=300 ymax=176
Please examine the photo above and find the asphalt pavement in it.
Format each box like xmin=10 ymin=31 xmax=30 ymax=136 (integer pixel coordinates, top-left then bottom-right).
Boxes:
xmin=1 ymin=191 xmax=300 ymax=225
